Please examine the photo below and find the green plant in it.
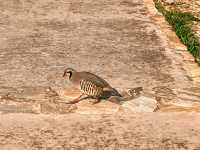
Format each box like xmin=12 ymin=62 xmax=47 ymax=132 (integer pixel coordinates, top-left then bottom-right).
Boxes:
xmin=154 ymin=0 xmax=200 ymax=64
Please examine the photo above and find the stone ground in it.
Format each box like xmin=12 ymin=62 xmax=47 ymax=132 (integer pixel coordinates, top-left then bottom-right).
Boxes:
xmin=0 ymin=113 xmax=200 ymax=150
xmin=0 ymin=0 xmax=200 ymax=149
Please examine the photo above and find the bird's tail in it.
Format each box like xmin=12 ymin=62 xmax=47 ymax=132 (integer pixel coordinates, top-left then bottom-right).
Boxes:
xmin=103 ymin=87 xmax=122 ymax=97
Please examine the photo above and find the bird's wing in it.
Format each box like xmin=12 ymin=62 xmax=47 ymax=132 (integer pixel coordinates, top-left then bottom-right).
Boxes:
xmin=80 ymin=72 xmax=112 ymax=88
xmin=79 ymin=72 xmax=121 ymax=97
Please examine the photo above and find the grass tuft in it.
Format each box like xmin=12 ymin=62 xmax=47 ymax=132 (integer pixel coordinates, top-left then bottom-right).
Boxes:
xmin=154 ymin=0 xmax=200 ymax=64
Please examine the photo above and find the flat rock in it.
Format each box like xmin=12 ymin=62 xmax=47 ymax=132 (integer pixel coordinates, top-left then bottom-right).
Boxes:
xmin=75 ymin=99 xmax=120 ymax=114
xmin=122 ymin=95 xmax=158 ymax=112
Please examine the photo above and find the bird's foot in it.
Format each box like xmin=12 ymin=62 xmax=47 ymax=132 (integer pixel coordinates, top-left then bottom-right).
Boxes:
xmin=89 ymin=99 xmax=101 ymax=105
xmin=107 ymin=96 xmax=122 ymax=104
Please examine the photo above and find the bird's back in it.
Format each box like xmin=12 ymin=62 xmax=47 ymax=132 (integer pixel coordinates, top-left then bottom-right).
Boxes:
xmin=79 ymin=71 xmax=111 ymax=88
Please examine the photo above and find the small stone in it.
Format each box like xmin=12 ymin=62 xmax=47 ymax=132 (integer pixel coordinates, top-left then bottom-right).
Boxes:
xmin=46 ymin=88 xmax=51 ymax=92
xmin=164 ymin=0 xmax=176 ymax=5
xmin=121 ymin=95 xmax=158 ymax=112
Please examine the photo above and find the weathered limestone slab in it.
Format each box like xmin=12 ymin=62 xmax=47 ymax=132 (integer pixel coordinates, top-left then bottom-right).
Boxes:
xmin=122 ymin=95 xmax=158 ymax=112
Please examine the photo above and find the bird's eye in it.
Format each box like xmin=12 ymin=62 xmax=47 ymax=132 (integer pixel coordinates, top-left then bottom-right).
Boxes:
xmin=63 ymin=71 xmax=69 ymax=77
xmin=64 ymin=71 xmax=72 ymax=78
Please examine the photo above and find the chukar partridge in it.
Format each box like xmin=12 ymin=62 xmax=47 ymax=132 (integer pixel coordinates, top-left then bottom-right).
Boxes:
xmin=63 ymin=68 xmax=121 ymax=104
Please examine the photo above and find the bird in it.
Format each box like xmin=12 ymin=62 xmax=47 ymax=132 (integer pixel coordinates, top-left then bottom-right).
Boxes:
xmin=62 ymin=68 xmax=121 ymax=104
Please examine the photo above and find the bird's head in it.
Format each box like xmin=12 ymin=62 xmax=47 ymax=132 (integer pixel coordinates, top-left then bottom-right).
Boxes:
xmin=63 ymin=68 xmax=76 ymax=79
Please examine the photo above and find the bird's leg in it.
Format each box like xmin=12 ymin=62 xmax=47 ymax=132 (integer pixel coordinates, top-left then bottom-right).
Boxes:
xmin=91 ymin=98 xmax=101 ymax=105
xmin=65 ymin=94 xmax=88 ymax=104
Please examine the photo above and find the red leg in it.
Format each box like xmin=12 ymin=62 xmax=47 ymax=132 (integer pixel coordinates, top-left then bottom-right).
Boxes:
xmin=91 ymin=98 xmax=101 ymax=104
xmin=65 ymin=94 xmax=87 ymax=104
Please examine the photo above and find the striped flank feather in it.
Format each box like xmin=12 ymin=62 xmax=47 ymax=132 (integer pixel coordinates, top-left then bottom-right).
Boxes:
xmin=80 ymin=80 xmax=103 ymax=97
